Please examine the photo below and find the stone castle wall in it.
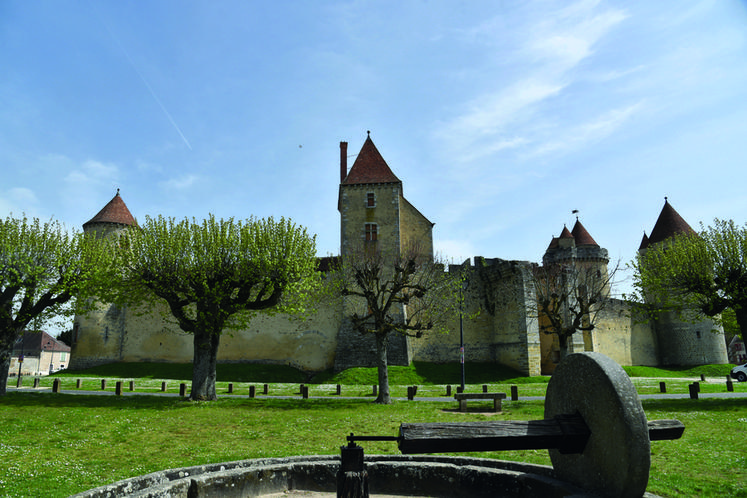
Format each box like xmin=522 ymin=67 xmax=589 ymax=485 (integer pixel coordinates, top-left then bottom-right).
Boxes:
xmin=653 ymin=310 xmax=729 ymax=366
xmin=71 ymin=253 xmax=726 ymax=374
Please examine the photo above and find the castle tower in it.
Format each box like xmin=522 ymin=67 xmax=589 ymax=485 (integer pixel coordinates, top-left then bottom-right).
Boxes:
xmin=69 ymin=190 xmax=137 ymax=369
xmin=334 ymin=134 xmax=434 ymax=371
xmin=82 ymin=189 xmax=137 ymax=238
xmin=640 ymin=199 xmax=727 ymax=366
xmin=544 ymin=219 xmax=610 ymax=293
xmin=540 ymin=220 xmax=610 ymax=369
xmin=338 ymin=134 xmax=433 ymax=258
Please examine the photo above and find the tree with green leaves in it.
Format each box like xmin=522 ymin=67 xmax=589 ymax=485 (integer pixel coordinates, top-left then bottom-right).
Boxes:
xmin=631 ymin=218 xmax=747 ymax=346
xmin=0 ymin=215 xmax=115 ymax=395
xmin=335 ymin=244 xmax=461 ymax=404
xmin=119 ymin=214 xmax=318 ymax=401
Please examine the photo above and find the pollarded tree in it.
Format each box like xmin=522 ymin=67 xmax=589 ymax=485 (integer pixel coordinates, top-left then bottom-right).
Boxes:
xmin=531 ymin=261 xmax=618 ymax=359
xmin=0 ymin=215 xmax=116 ymax=395
xmin=336 ymin=244 xmax=461 ymax=404
xmin=631 ymin=218 xmax=747 ymax=345
xmin=119 ymin=214 xmax=318 ymax=401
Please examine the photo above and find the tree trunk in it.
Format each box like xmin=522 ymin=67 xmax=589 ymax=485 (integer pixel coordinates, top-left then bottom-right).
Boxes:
xmin=0 ymin=349 xmax=11 ymax=396
xmin=558 ymin=332 xmax=571 ymax=360
xmin=191 ymin=329 xmax=220 ymax=401
xmin=734 ymin=305 xmax=747 ymax=347
xmin=374 ymin=333 xmax=391 ymax=404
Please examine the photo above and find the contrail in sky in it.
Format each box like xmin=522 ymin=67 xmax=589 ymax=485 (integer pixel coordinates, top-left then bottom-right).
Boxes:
xmin=90 ymin=3 xmax=193 ymax=150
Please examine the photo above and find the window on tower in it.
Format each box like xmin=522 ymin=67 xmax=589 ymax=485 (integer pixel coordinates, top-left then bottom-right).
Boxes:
xmin=365 ymin=223 xmax=378 ymax=241
xmin=366 ymin=192 xmax=376 ymax=207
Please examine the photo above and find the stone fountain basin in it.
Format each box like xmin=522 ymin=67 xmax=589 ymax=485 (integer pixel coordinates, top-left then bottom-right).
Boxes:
xmin=70 ymin=454 xmax=663 ymax=497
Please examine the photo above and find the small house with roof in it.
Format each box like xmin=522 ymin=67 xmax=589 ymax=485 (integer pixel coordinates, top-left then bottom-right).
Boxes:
xmin=9 ymin=331 xmax=71 ymax=377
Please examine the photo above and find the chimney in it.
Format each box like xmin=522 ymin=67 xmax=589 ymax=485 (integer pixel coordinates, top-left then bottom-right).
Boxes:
xmin=340 ymin=141 xmax=348 ymax=183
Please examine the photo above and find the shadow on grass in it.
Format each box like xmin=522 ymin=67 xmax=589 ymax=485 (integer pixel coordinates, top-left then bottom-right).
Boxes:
xmin=1 ymin=391 xmax=390 ymax=412
xmin=642 ymin=397 xmax=747 ymax=413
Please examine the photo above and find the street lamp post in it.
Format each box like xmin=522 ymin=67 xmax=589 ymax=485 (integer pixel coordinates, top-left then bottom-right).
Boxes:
xmin=459 ymin=278 xmax=469 ymax=393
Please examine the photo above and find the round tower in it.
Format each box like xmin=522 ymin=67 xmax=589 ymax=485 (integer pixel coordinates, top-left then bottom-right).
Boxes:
xmin=640 ymin=199 xmax=727 ymax=366
xmin=543 ymin=219 xmax=610 ymax=295
xmin=82 ymin=188 xmax=137 ymax=238
xmin=69 ymin=190 xmax=137 ymax=369
xmin=540 ymin=220 xmax=610 ymax=370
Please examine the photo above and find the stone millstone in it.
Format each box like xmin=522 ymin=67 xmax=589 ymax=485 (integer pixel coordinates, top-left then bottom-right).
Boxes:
xmin=545 ymin=352 xmax=651 ymax=498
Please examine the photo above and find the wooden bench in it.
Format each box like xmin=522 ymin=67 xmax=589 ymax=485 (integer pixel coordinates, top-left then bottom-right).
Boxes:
xmin=454 ymin=392 xmax=507 ymax=412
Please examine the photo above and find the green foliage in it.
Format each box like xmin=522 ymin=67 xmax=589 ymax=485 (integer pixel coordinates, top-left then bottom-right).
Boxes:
xmin=119 ymin=214 xmax=319 ymax=330
xmin=0 ymin=215 xmax=117 ymax=394
xmin=116 ymin=214 xmax=318 ymax=400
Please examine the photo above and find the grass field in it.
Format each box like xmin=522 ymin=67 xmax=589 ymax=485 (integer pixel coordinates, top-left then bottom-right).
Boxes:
xmin=1 ymin=362 xmax=746 ymax=497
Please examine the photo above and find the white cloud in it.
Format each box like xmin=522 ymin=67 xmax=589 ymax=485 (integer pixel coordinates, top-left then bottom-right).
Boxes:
xmin=435 ymin=0 xmax=628 ymax=165
xmin=0 ymin=188 xmax=39 ymax=217
xmin=64 ymin=159 xmax=119 ymax=187
xmin=527 ymin=101 xmax=644 ymax=157
xmin=434 ymin=238 xmax=478 ymax=263
xmin=161 ymin=174 xmax=199 ymax=191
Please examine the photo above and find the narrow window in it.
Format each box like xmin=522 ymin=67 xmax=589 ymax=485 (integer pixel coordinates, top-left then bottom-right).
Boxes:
xmin=365 ymin=223 xmax=378 ymax=241
xmin=366 ymin=192 xmax=375 ymax=207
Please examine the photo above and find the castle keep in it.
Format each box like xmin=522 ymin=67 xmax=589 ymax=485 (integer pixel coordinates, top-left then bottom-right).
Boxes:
xmin=69 ymin=137 xmax=727 ymax=374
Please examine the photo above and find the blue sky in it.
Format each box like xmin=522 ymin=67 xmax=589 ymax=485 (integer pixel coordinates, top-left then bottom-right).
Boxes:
xmin=2 ymin=0 xmax=747 ymax=297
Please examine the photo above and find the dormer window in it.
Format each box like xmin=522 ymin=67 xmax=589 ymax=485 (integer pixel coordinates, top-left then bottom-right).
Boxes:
xmin=366 ymin=192 xmax=376 ymax=208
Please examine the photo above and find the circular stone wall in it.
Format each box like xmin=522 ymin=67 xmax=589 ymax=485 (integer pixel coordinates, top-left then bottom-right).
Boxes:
xmin=71 ymin=455 xmax=663 ymax=498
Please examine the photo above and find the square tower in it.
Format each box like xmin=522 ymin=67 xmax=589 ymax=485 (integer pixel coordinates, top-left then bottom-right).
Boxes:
xmin=338 ymin=135 xmax=433 ymax=258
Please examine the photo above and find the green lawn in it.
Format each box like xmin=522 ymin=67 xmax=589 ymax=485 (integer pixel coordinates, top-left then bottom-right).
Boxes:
xmin=1 ymin=362 xmax=745 ymax=497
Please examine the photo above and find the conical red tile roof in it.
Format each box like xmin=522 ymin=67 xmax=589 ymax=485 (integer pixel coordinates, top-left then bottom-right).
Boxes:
xmin=571 ymin=220 xmax=598 ymax=246
xmin=647 ymin=199 xmax=695 ymax=246
xmin=546 ymin=226 xmax=572 ymax=250
xmin=639 ymin=232 xmax=650 ymax=250
xmin=83 ymin=190 xmax=137 ymax=228
xmin=342 ymin=136 xmax=401 ymax=185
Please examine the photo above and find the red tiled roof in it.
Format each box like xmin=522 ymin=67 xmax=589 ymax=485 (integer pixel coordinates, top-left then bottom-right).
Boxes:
xmin=342 ymin=136 xmax=401 ymax=185
xmin=571 ymin=220 xmax=598 ymax=246
xmin=83 ymin=190 xmax=137 ymax=228
xmin=13 ymin=331 xmax=71 ymax=354
xmin=647 ymin=199 xmax=695 ymax=246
